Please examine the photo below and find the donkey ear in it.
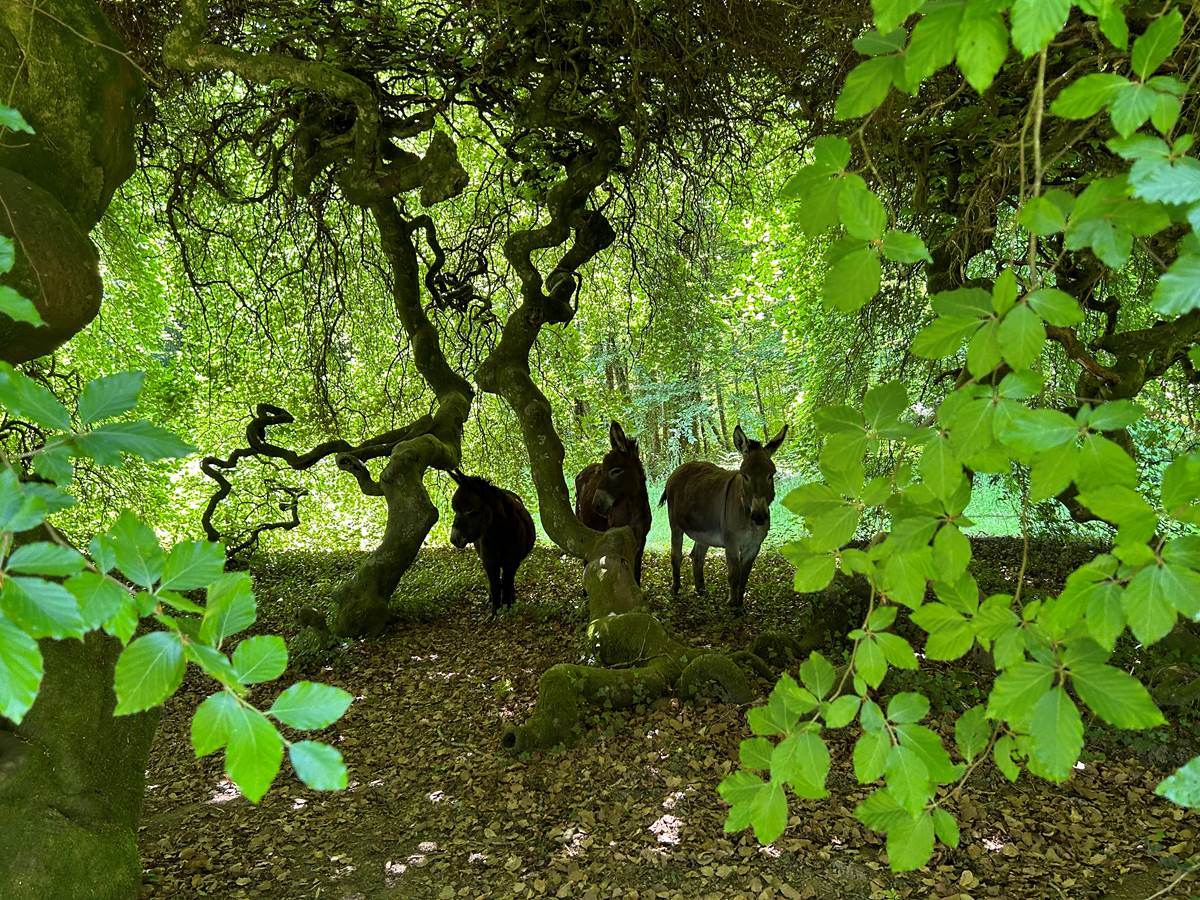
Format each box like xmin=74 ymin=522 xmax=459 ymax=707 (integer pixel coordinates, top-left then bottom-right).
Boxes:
xmin=448 ymin=468 xmax=464 ymax=485
xmin=609 ymin=420 xmax=629 ymax=452
xmin=733 ymin=424 xmax=748 ymax=453
xmin=764 ymin=424 xmax=789 ymax=455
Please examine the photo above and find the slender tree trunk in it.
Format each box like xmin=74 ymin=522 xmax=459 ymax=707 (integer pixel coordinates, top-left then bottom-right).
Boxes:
xmin=716 ymin=384 xmax=730 ymax=448
xmin=751 ymin=363 xmax=767 ymax=430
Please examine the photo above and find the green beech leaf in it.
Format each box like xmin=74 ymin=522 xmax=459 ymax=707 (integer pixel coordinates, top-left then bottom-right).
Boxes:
xmin=0 ymin=367 xmax=71 ymax=430
xmin=1051 ymin=74 xmax=1128 ymax=118
xmin=988 ymin=661 xmax=1055 ymax=721
xmin=1086 ymin=399 xmax=1142 ymax=431
xmin=854 ymin=730 xmax=891 ymax=783
xmin=1109 ymin=82 xmax=1160 ymax=138
xmin=1122 ymin=564 xmax=1178 ymax=645
xmin=1070 ymin=662 xmax=1165 ymax=728
xmin=782 ymin=544 xmax=837 ymax=592
xmin=772 ymin=731 xmax=830 ymax=798
xmin=224 ymin=703 xmax=284 ymax=803
xmin=1 ymin=577 xmax=84 ymax=639
xmin=0 ymin=105 xmax=34 ymax=134
xmin=1029 ymin=687 xmax=1083 ymax=781
xmin=906 ymin=2 xmax=960 ymax=84
xmin=74 ymin=421 xmax=194 ymax=465
xmin=5 ymin=541 xmax=85 ymax=576
xmin=1018 ymin=196 xmax=1067 ymax=235
xmin=877 ymin=632 xmax=919 ymax=669
xmin=77 ymin=372 xmax=146 ymax=425
xmin=955 ymin=5 xmax=1008 ymax=93
xmin=825 ymin=694 xmax=861 ymax=728
xmin=823 ymin=247 xmax=882 ymax=311
xmin=887 ymin=692 xmax=929 ymax=724
xmin=881 ymin=229 xmax=932 ymax=263
xmin=1076 ymin=434 xmax=1137 ymax=492
xmin=160 ymin=540 xmax=226 ymax=591
xmin=740 ymin=737 xmax=774 ymax=770
xmin=191 ymin=691 xmax=242 ymax=757
xmin=1130 ymin=9 xmax=1183 ymax=80
xmin=232 ymin=635 xmax=288 ymax=684
xmin=997 ymin=303 xmax=1045 ymax=370
xmin=1026 ymin=288 xmax=1083 ymax=326
xmin=871 ymin=0 xmax=924 ymax=33
xmin=1153 ymin=254 xmax=1200 ymax=316
xmin=885 ymin=743 xmax=931 ymax=817
xmin=65 ymin=572 xmax=128 ymax=630
xmin=107 ymin=510 xmax=164 ymax=588
xmin=0 ymin=614 xmax=42 ymax=723
xmin=954 ymin=704 xmax=989 ymax=762
xmin=290 ymin=741 xmax=348 ymax=791
xmin=838 ymin=183 xmax=888 ymax=241
xmin=1010 ymin=0 xmax=1070 ymax=57
xmin=200 ymin=572 xmax=256 ymax=645
xmin=836 ymin=55 xmax=901 ymax=119
xmin=799 ymin=651 xmax=836 ymax=699
xmin=114 ymin=631 xmax=186 ymax=715
xmin=912 ymin=316 xmax=979 ymax=358
xmin=269 ymin=680 xmax=353 ymax=730
xmin=1157 ymin=755 xmax=1200 ymax=809
xmin=0 ymin=287 xmax=44 ymax=327
xmin=750 ymin=780 xmax=789 ymax=844
xmin=932 ymin=808 xmax=960 ymax=848
xmin=186 ymin=643 xmax=241 ymax=686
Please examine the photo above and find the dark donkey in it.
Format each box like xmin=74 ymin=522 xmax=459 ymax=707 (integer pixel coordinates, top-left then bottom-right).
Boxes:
xmin=659 ymin=423 xmax=788 ymax=612
xmin=448 ymin=470 xmax=536 ymax=617
xmin=574 ymin=421 xmax=653 ymax=584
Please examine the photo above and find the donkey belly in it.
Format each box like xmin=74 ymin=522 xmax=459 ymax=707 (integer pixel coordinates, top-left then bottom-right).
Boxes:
xmin=682 ymin=525 xmax=726 ymax=548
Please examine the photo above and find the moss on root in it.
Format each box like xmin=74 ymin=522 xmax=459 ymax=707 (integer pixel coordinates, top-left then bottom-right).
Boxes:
xmin=502 ymin=606 xmax=779 ymax=752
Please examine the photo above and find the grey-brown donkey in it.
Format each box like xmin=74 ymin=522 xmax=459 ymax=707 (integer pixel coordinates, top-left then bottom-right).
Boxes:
xmin=659 ymin=424 xmax=788 ymax=612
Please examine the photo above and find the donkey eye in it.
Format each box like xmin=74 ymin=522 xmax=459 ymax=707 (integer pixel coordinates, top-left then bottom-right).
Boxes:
xmin=609 ymin=467 xmax=624 ymax=477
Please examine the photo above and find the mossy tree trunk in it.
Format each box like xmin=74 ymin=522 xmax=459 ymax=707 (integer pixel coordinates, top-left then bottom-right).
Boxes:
xmin=476 ymin=113 xmax=775 ymax=752
xmin=167 ymin=6 xmax=475 ymax=639
xmin=0 ymin=3 xmax=153 ymax=896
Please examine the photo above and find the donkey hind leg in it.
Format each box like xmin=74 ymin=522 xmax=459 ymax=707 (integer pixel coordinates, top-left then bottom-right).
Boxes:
xmin=690 ymin=543 xmax=709 ymax=595
xmin=502 ymin=565 xmax=517 ymax=609
xmin=669 ymin=524 xmax=684 ymax=597
xmin=483 ymin=554 xmax=503 ymax=618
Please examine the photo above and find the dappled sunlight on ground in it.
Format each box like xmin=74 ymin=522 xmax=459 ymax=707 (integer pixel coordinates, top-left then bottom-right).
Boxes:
xmin=138 ymin=546 xmax=1199 ymax=899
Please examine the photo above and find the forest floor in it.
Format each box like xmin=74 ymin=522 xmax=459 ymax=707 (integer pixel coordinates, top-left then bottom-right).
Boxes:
xmin=138 ymin=539 xmax=1200 ymax=900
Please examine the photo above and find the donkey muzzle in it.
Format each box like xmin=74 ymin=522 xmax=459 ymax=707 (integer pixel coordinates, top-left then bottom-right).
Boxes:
xmin=592 ymin=490 xmax=615 ymax=516
xmin=449 ymin=528 xmax=468 ymax=549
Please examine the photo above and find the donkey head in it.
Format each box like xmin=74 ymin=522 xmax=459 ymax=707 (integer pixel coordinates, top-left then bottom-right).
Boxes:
xmin=592 ymin=421 xmax=644 ymax=517
xmin=733 ymin=424 xmax=788 ymax=527
xmin=448 ymin=470 xmax=494 ymax=548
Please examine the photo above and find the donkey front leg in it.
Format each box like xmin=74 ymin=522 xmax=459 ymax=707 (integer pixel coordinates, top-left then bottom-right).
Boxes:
xmin=670 ymin=525 xmax=684 ymax=597
xmin=725 ymin=548 xmax=744 ymax=613
xmin=733 ymin=549 xmax=759 ymax=613
xmin=691 ymin=543 xmax=709 ymax=595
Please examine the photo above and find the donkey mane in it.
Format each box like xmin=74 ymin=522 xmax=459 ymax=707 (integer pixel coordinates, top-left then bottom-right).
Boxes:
xmin=453 ymin=471 xmax=506 ymax=498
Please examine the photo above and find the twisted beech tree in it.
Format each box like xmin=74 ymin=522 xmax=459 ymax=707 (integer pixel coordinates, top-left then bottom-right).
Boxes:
xmin=116 ymin=0 xmax=846 ymax=751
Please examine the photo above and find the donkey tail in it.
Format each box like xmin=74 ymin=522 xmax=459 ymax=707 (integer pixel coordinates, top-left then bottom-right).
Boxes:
xmin=657 ymin=489 xmax=667 ymax=507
